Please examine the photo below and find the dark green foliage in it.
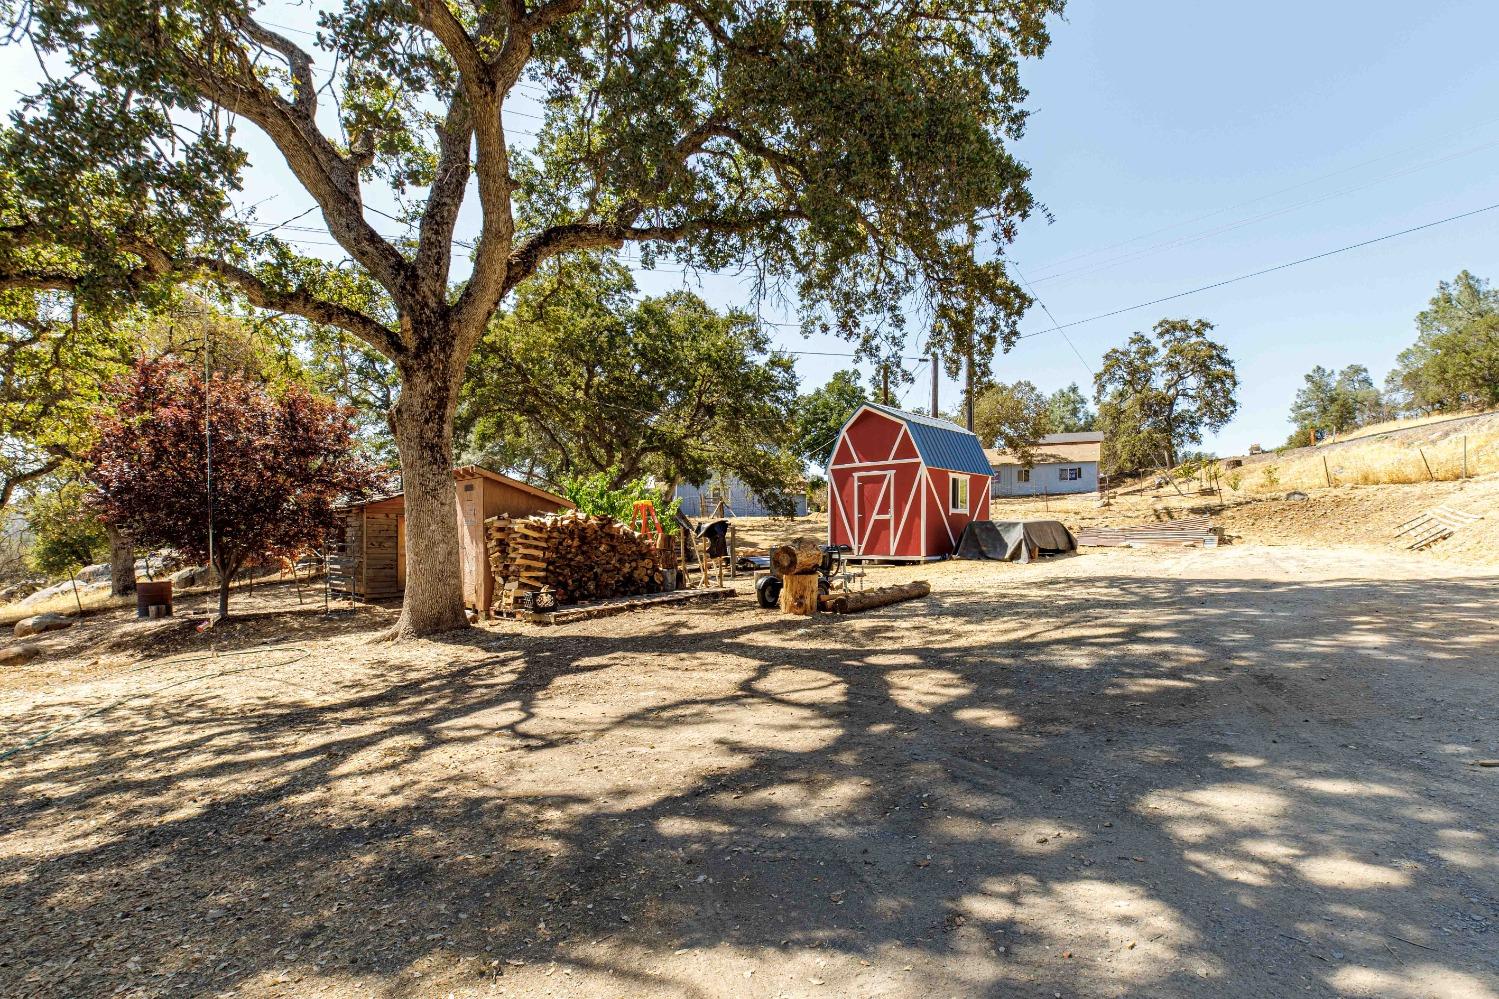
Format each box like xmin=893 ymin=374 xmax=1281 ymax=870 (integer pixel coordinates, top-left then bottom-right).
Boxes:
xmin=1094 ymin=318 xmax=1238 ymax=474
xmin=1287 ymin=364 xmax=1385 ymax=442
xmin=1044 ymin=382 xmax=1096 ymax=433
xmin=972 ymin=380 xmax=1050 ymax=463
xmin=459 ymin=256 xmax=801 ymax=500
xmin=1386 ymin=271 xmax=1499 ymax=414
xmin=793 ymin=370 xmax=869 ymax=468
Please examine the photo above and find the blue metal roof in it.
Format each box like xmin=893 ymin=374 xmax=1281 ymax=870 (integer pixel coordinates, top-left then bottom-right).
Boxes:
xmin=860 ymin=402 xmax=993 ymax=476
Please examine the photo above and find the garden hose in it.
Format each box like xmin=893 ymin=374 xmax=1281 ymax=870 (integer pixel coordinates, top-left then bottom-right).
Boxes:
xmin=0 ymin=644 xmax=311 ymax=765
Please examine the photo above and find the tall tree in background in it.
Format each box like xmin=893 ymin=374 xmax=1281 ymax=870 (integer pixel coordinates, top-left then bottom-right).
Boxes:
xmin=972 ymin=380 xmax=1050 ymax=464
xmin=1288 ymin=364 xmax=1385 ymax=441
xmin=1385 ymin=271 xmax=1499 ymax=413
xmin=0 ymin=0 xmax=1062 ymax=636
xmin=793 ymin=370 xmax=869 ymax=468
xmin=89 ymin=359 xmax=378 ymax=619
xmin=1044 ymin=383 xmax=1096 ymax=433
xmin=459 ymin=256 xmax=800 ymax=500
xmin=1094 ymin=318 xmax=1238 ymax=473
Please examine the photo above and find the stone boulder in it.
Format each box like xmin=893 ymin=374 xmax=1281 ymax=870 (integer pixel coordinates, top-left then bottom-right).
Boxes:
xmin=171 ymin=565 xmax=216 ymax=588
xmin=16 ymin=580 xmax=73 ymax=608
xmin=0 ymin=643 xmax=41 ymax=667
xmin=14 ymin=612 xmax=75 ymax=638
xmin=76 ymin=562 xmax=113 ymax=584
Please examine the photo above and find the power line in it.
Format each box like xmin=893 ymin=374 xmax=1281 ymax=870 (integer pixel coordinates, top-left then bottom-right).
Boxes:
xmin=1013 ymin=264 xmax=1092 ymax=377
xmin=1023 ymin=112 xmax=1499 ymax=279
xmin=1023 ymin=135 xmax=1499 ymax=290
xmin=1017 ymin=199 xmax=1499 ymax=340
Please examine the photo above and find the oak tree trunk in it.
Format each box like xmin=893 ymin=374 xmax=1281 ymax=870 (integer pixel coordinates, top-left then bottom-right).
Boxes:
xmin=386 ymin=357 xmax=469 ymax=638
xmin=105 ymin=522 xmax=136 ymax=597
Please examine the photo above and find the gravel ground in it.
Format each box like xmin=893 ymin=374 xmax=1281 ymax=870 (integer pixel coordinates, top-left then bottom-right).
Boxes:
xmin=1 ymin=544 xmax=1497 ymax=998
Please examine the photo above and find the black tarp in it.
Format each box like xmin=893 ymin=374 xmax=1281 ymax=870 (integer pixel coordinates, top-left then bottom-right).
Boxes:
xmin=955 ymin=520 xmax=1076 ymax=563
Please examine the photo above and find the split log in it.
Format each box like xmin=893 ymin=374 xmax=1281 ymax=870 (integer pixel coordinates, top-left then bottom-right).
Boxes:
xmin=779 ymin=572 xmax=820 ymax=616
xmin=771 ymin=539 xmax=823 ymax=577
xmin=820 ymin=581 xmax=930 ymax=614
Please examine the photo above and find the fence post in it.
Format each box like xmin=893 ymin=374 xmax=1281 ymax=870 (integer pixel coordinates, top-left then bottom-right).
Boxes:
xmin=1419 ymin=448 xmax=1435 ymax=482
xmin=1322 ymin=455 xmax=1332 ymax=487
xmin=1463 ymin=436 xmax=1468 ymax=480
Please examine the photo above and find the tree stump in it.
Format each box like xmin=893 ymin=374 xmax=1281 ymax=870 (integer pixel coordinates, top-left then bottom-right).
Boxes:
xmin=779 ymin=572 xmax=819 ymax=615
xmin=771 ymin=539 xmax=823 ymax=577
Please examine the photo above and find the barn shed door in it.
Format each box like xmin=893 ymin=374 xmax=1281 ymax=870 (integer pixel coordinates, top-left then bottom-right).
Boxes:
xmin=854 ymin=471 xmax=895 ymax=556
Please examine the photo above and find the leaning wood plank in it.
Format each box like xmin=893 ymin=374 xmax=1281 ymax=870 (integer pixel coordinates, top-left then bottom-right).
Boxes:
xmin=820 ymin=581 xmax=931 ymax=614
xmin=523 ymin=587 xmax=735 ymax=625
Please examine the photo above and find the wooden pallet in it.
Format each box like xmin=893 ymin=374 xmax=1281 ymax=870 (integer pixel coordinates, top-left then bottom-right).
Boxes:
xmin=1075 ymin=516 xmax=1220 ymax=549
xmin=1393 ymin=505 xmax=1483 ymax=550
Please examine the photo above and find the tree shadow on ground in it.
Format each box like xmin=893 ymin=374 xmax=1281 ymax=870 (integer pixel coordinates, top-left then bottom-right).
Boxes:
xmin=2 ymin=564 xmax=1497 ymax=998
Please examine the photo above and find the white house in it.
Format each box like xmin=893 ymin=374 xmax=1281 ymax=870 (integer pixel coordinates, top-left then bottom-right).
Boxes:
xmin=675 ymin=474 xmax=808 ymax=518
xmin=986 ymin=432 xmax=1103 ymax=497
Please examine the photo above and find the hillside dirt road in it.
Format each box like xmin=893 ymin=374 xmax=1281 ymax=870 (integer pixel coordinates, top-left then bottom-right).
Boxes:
xmin=2 ymin=544 xmax=1497 ymax=998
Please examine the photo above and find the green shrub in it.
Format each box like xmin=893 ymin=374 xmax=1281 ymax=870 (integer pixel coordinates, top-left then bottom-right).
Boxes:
xmin=1260 ymin=465 xmax=1280 ymax=489
xmin=560 ymin=469 xmax=681 ymax=533
xmin=25 ymin=481 xmax=106 ymax=580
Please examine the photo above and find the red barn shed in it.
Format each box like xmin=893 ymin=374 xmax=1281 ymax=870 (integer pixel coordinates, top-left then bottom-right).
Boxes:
xmin=827 ymin=403 xmax=993 ymax=559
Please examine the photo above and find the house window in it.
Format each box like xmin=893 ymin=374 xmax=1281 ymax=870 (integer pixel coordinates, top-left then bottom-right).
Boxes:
xmin=1017 ymin=468 xmax=1031 ymax=483
xmin=949 ymin=475 xmax=969 ymax=513
xmin=1058 ymin=466 xmax=1082 ymax=481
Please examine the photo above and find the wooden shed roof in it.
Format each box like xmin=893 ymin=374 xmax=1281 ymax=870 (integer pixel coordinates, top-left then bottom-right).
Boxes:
xmin=340 ymin=465 xmax=573 ymax=511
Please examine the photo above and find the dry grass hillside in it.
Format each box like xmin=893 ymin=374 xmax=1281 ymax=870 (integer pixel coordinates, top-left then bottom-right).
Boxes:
xmin=991 ymin=473 xmax=1499 ymax=566
xmin=1226 ymin=410 xmax=1499 ymax=492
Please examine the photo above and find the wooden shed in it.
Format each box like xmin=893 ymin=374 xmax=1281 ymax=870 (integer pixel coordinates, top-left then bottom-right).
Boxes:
xmin=827 ymin=403 xmax=992 ymax=560
xmin=331 ymin=465 xmax=573 ymax=612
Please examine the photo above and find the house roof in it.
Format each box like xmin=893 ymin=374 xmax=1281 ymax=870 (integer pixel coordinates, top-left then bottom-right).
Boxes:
xmin=986 ymin=438 xmax=1102 ymax=467
xmin=856 ymin=402 xmax=993 ymax=476
xmin=340 ymin=465 xmax=573 ymax=510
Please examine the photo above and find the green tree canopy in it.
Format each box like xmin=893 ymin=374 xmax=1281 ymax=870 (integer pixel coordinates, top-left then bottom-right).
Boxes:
xmin=1288 ymin=363 xmax=1385 ymax=442
xmin=1385 ymin=271 xmax=1499 ymax=414
xmin=1 ymin=0 xmax=1063 ymax=635
xmin=459 ymin=256 xmax=801 ymax=500
xmin=794 ymin=369 xmax=869 ymax=468
xmin=1094 ymin=318 xmax=1238 ymax=473
xmin=972 ymin=379 xmax=1050 ymax=464
xmin=1044 ymin=382 xmax=1096 ymax=433
xmin=24 ymin=477 xmax=106 ymax=580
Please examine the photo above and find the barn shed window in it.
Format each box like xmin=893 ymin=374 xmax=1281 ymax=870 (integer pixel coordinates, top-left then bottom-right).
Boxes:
xmin=1058 ymin=466 xmax=1082 ymax=481
xmin=1017 ymin=468 xmax=1031 ymax=483
xmin=949 ymin=475 xmax=969 ymax=513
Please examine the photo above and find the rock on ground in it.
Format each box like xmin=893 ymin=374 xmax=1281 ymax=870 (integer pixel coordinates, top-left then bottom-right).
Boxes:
xmin=0 ymin=643 xmax=40 ymax=666
xmin=13 ymin=613 xmax=75 ymax=638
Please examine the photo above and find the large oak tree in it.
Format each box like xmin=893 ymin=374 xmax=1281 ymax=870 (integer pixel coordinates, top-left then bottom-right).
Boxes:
xmin=1094 ymin=318 xmax=1238 ymax=473
xmin=0 ymin=0 xmax=1062 ymax=636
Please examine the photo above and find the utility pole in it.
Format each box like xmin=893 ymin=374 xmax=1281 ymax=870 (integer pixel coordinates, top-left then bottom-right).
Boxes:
xmin=930 ymin=350 xmax=940 ymax=418
xmin=964 ymin=338 xmax=975 ymax=432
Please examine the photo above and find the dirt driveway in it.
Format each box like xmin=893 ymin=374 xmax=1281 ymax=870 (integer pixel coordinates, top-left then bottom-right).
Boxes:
xmin=1 ymin=545 xmax=1496 ymax=998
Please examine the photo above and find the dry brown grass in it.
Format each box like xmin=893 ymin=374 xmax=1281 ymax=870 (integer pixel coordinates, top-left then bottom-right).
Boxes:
xmin=1227 ymin=417 xmax=1499 ymax=495
xmin=0 ymin=587 xmax=125 ymax=627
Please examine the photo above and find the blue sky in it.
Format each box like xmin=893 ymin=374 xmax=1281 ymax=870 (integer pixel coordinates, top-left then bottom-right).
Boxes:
xmin=4 ymin=2 xmax=1497 ymax=454
xmin=628 ymin=1 xmax=1499 ymax=453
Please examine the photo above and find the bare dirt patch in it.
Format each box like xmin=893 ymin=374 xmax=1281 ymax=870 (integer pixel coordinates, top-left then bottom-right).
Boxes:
xmin=1 ymin=549 xmax=1497 ymax=998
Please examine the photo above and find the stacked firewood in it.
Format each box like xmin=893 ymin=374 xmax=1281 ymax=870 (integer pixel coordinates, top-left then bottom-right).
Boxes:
xmin=486 ymin=512 xmax=665 ymax=611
